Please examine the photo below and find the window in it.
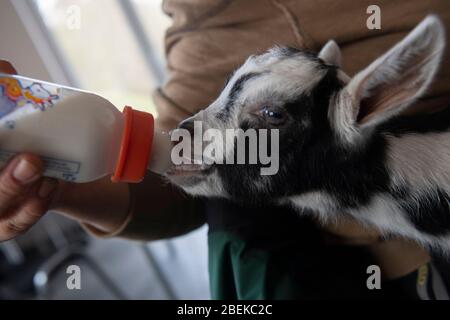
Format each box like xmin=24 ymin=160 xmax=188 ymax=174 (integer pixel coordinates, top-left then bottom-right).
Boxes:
xmin=31 ymin=0 xmax=171 ymax=114
xmin=3 ymin=0 xmax=210 ymax=299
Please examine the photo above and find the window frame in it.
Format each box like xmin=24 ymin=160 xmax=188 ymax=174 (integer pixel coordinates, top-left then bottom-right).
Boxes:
xmin=11 ymin=0 xmax=166 ymax=87
xmin=10 ymin=0 xmax=80 ymax=86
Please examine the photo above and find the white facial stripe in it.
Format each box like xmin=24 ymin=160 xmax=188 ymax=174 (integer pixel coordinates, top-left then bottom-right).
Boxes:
xmin=201 ymin=50 xmax=328 ymax=165
xmin=218 ymin=54 xmax=325 ymax=111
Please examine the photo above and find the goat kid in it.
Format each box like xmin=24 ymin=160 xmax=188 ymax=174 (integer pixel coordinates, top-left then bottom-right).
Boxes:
xmin=166 ymin=16 xmax=450 ymax=252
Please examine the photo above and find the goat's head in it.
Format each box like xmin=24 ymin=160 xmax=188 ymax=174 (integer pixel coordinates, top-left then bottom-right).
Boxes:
xmin=166 ymin=15 xmax=445 ymax=206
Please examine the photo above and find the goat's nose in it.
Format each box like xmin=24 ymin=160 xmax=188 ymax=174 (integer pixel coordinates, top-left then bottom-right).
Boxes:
xmin=177 ymin=117 xmax=195 ymax=135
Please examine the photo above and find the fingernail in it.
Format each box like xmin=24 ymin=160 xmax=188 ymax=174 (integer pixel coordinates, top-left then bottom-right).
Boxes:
xmin=13 ymin=159 xmax=40 ymax=183
xmin=38 ymin=179 xmax=57 ymax=198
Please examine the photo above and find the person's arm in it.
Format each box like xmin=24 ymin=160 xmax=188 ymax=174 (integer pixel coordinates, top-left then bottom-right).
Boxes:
xmin=113 ymin=172 xmax=205 ymax=240
xmin=75 ymin=172 xmax=206 ymax=241
xmin=0 ymin=60 xmax=205 ymax=242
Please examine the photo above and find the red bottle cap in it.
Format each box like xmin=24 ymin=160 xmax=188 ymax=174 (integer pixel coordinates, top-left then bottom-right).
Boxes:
xmin=111 ymin=106 xmax=154 ymax=183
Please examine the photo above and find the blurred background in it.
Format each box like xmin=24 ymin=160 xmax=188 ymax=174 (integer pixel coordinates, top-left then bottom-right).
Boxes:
xmin=0 ymin=0 xmax=209 ymax=299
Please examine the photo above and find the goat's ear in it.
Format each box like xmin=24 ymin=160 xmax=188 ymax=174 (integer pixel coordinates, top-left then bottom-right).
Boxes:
xmin=318 ymin=40 xmax=342 ymax=67
xmin=332 ymin=15 xmax=445 ymax=142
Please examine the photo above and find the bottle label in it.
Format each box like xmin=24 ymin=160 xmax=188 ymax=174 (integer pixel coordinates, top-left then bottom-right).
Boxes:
xmin=0 ymin=75 xmax=63 ymax=127
xmin=0 ymin=150 xmax=81 ymax=182
xmin=0 ymin=75 xmax=83 ymax=182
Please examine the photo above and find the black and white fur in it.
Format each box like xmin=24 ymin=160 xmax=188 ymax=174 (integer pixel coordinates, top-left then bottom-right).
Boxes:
xmin=167 ymin=16 xmax=450 ymax=252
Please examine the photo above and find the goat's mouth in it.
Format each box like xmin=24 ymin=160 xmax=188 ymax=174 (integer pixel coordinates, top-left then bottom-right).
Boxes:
xmin=166 ymin=163 xmax=213 ymax=177
xmin=165 ymin=162 xmax=214 ymax=189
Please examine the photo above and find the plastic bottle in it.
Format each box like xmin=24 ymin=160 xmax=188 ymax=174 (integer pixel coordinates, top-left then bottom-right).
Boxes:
xmin=0 ymin=73 xmax=172 ymax=183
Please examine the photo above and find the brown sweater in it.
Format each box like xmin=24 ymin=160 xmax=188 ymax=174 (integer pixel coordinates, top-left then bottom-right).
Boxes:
xmin=95 ymin=0 xmax=449 ymax=248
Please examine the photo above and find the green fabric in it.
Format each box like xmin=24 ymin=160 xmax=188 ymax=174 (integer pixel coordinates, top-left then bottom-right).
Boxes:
xmin=204 ymin=199 xmax=386 ymax=299
xmin=208 ymin=231 xmax=300 ymax=300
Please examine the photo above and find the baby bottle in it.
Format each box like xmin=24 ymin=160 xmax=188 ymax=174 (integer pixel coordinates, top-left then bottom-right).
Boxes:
xmin=0 ymin=73 xmax=172 ymax=183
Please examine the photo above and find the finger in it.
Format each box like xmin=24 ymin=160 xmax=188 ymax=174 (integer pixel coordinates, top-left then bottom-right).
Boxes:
xmin=0 ymin=60 xmax=18 ymax=75
xmin=0 ymin=178 xmax=57 ymax=241
xmin=0 ymin=154 xmax=43 ymax=214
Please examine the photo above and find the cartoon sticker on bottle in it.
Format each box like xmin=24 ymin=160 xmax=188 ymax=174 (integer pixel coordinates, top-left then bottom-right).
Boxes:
xmin=0 ymin=76 xmax=60 ymax=128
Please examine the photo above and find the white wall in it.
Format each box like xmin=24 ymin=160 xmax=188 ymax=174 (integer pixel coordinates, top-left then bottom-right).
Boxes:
xmin=0 ymin=0 xmax=51 ymax=80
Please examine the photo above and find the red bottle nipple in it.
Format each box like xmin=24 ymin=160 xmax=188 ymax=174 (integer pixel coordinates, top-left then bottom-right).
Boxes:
xmin=111 ymin=106 xmax=154 ymax=183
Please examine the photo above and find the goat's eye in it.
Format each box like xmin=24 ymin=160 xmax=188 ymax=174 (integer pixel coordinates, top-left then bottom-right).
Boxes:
xmin=260 ymin=106 xmax=286 ymax=125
